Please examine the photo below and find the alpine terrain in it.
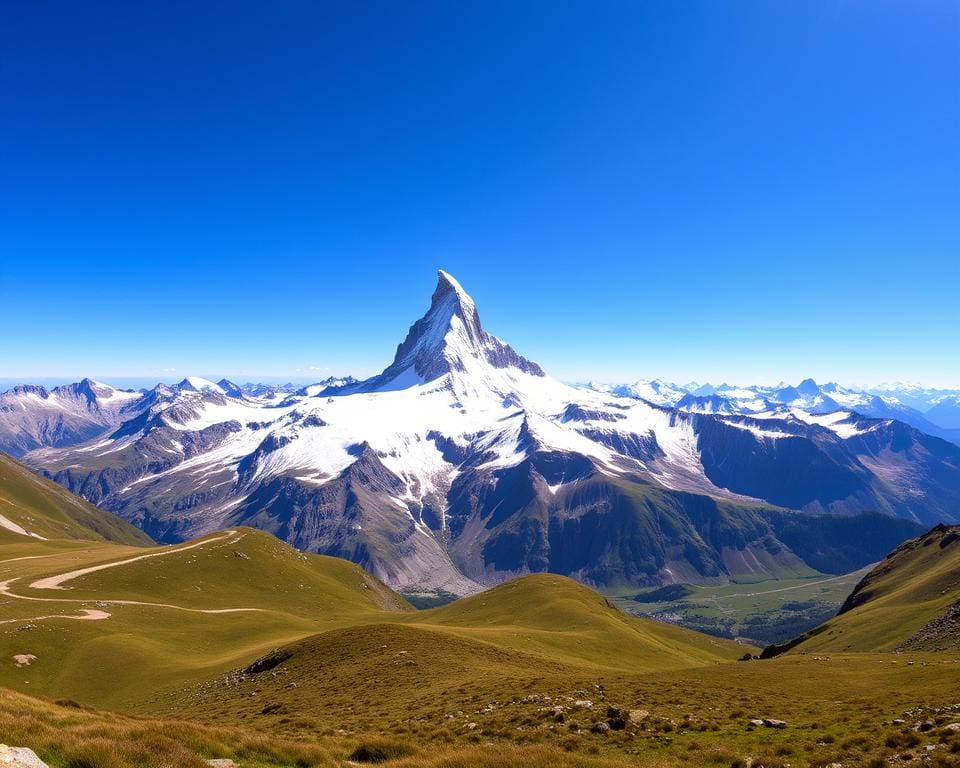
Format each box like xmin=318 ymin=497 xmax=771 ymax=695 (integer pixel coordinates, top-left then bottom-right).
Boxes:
xmin=7 ymin=271 xmax=958 ymax=595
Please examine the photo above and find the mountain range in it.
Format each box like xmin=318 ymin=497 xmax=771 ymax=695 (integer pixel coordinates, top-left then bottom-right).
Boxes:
xmin=582 ymin=379 xmax=960 ymax=444
xmin=1 ymin=270 xmax=957 ymax=595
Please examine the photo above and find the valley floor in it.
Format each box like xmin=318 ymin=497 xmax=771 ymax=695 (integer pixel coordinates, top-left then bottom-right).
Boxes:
xmin=612 ymin=567 xmax=872 ymax=645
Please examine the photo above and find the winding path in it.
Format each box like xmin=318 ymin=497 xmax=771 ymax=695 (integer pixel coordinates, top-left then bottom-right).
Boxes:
xmin=0 ymin=530 xmax=267 ymax=625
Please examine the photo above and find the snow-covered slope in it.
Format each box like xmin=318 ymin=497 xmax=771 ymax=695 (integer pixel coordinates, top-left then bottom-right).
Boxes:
xmin=0 ymin=379 xmax=146 ymax=456
xmin=582 ymin=379 xmax=688 ymax=407
xmin=868 ymin=383 xmax=960 ymax=413
xmin=590 ymin=377 xmax=960 ymax=447
xmin=925 ymin=395 xmax=960 ymax=430
xmin=17 ymin=273 xmax=960 ymax=593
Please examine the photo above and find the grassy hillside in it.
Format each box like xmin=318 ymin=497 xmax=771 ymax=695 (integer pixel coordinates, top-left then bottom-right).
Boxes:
xmin=0 ymin=533 xmax=741 ymax=712
xmin=0 ymin=451 xmax=151 ymax=545
xmin=169 ymin=574 xmax=746 ymax=736
xmin=3 ymin=523 xmax=960 ymax=767
xmin=766 ymin=523 xmax=960 ymax=654
xmin=0 ymin=528 xmax=410 ymax=710
xmin=5 ymin=650 xmax=960 ymax=768
xmin=415 ymin=573 xmax=742 ymax=670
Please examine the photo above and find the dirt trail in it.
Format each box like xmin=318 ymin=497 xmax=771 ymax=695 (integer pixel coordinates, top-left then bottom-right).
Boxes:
xmin=30 ymin=530 xmax=241 ymax=589
xmin=0 ymin=529 xmax=266 ymax=624
xmin=0 ymin=608 xmax=111 ymax=625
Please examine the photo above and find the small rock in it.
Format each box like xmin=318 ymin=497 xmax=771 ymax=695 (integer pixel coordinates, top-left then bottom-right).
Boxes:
xmin=629 ymin=709 xmax=650 ymax=723
xmin=591 ymin=721 xmax=610 ymax=734
xmin=892 ymin=718 xmax=906 ymax=725
xmin=943 ymin=723 xmax=960 ymax=732
xmin=0 ymin=746 xmax=48 ymax=767
xmin=12 ymin=655 xmax=36 ymax=668
xmin=465 ymin=722 xmax=477 ymax=730
xmin=748 ymin=719 xmax=766 ymax=728
xmin=206 ymin=761 xmax=236 ymax=768
xmin=916 ymin=719 xmax=936 ymax=732
xmin=762 ymin=719 xmax=787 ymax=729
xmin=573 ymin=699 xmax=593 ymax=708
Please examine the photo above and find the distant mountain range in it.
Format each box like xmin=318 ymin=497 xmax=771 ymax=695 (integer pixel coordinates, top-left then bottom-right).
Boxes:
xmin=579 ymin=379 xmax=960 ymax=444
xmin=1 ymin=271 xmax=956 ymax=595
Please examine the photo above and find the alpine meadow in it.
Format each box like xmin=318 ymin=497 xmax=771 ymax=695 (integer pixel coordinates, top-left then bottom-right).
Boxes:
xmin=1 ymin=3 xmax=959 ymax=768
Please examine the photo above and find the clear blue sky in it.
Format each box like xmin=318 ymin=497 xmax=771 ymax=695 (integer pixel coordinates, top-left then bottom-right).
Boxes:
xmin=1 ymin=2 xmax=958 ymax=388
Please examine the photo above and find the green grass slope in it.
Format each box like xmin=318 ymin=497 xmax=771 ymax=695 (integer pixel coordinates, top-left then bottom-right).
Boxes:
xmin=767 ymin=523 xmax=960 ymax=654
xmin=0 ymin=451 xmax=152 ymax=545
xmin=4 ymin=527 xmax=960 ymax=768
xmin=169 ymin=572 xmax=748 ymax=738
xmin=0 ymin=528 xmax=410 ymax=710
xmin=17 ymin=526 xmax=410 ymax=615
xmin=414 ymin=573 xmax=745 ymax=670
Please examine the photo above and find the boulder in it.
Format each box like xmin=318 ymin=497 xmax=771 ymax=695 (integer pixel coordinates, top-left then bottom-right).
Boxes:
xmin=606 ymin=708 xmax=627 ymax=730
xmin=0 ymin=746 xmax=48 ymax=767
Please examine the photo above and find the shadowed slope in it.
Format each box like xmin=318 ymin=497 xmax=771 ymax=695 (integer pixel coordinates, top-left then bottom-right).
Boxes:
xmin=0 ymin=451 xmax=152 ymax=545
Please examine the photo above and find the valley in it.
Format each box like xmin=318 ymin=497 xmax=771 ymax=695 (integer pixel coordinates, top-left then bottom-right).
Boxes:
xmin=612 ymin=567 xmax=870 ymax=645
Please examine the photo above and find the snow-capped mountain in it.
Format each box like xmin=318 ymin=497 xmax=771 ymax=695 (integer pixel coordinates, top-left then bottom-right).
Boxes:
xmin=582 ymin=379 xmax=688 ymax=407
xmin=587 ymin=377 xmax=960 ymax=446
xmin=177 ymin=376 xmax=226 ymax=394
xmin=8 ymin=272 xmax=959 ymax=594
xmin=926 ymin=395 xmax=960 ymax=430
xmin=867 ymin=383 xmax=960 ymax=413
xmin=295 ymin=376 xmax=359 ymax=397
xmin=239 ymin=382 xmax=299 ymax=397
xmin=0 ymin=379 xmax=146 ymax=456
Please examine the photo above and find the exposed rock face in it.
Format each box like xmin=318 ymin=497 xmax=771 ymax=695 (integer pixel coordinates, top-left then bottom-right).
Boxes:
xmin=358 ymin=270 xmax=544 ymax=390
xmin=896 ymin=600 xmax=960 ymax=651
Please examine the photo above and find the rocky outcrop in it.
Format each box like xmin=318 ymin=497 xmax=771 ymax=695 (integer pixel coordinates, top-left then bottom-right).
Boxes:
xmin=0 ymin=746 xmax=48 ymax=767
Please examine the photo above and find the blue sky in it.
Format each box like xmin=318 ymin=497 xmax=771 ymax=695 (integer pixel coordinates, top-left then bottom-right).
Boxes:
xmin=1 ymin=2 xmax=958 ymax=388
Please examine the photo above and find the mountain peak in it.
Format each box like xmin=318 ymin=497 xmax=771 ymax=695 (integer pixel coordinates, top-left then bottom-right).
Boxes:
xmin=178 ymin=376 xmax=225 ymax=394
xmin=436 ymin=268 xmax=470 ymax=300
xmin=360 ymin=270 xmax=545 ymax=391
